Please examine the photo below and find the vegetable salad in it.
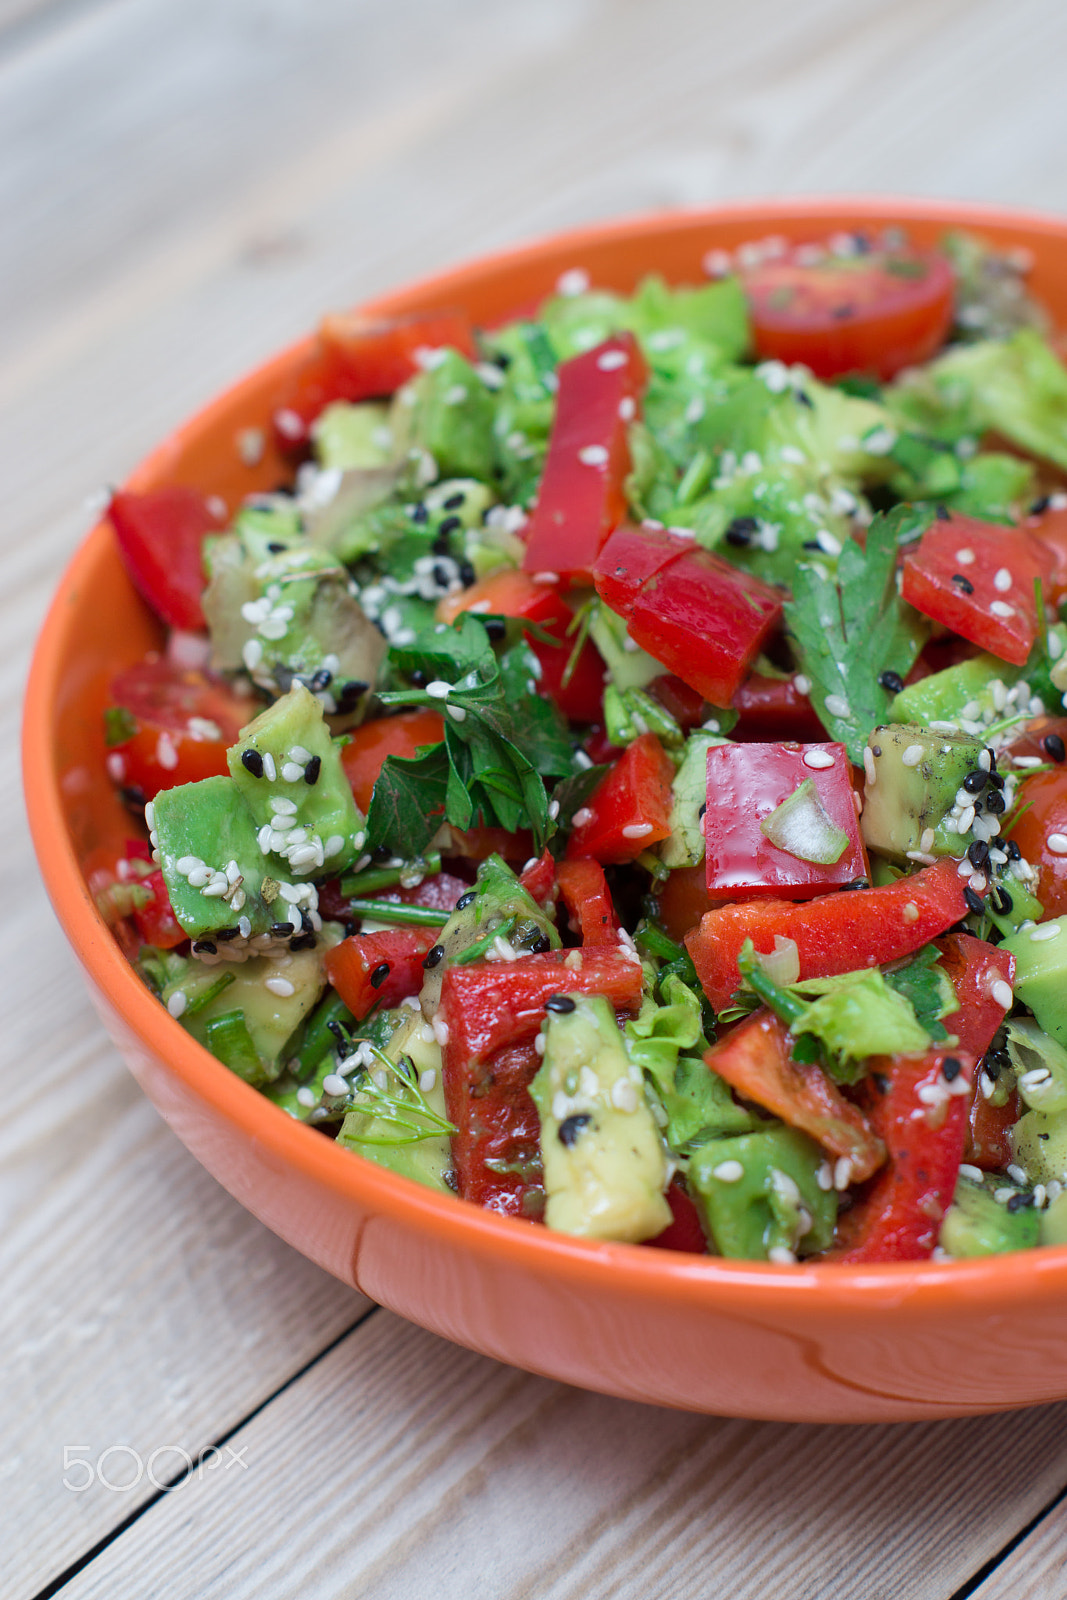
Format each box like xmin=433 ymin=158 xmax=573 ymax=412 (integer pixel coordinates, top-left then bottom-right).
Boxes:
xmin=96 ymin=224 xmax=1067 ymax=1264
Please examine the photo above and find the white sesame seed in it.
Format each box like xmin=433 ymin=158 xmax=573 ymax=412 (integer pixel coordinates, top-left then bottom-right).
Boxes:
xmin=571 ymin=808 xmax=594 ymax=827
xmin=167 ymin=990 xmax=188 ymax=1018
xmin=425 ymin=680 xmax=452 ymax=699
xmin=597 ymin=348 xmax=628 ymax=371
xmin=578 ymin=444 xmax=609 ymax=467
xmin=610 ymin=1079 xmax=639 ymax=1113
xmin=863 ymin=748 xmax=877 ymax=785
xmin=557 ymin=267 xmax=590 ymax=297
xmin=959 ymin=1163 xmax=984 ymax=1183
xmin=262 ymin=752 xmax=277 ymax=782
xmin=270 ymin=796 xmax=298 ymax=815
xmin=621 ymin=822 xmax=655 ymax=839
xmin=1031 ymin=923 xmax=1062 ymax=941
xmin=803 ymin=749 xmax=835 ymax=770
xmin=833 ymin=1158 xmax=852 ymax=1190
xmin=969 ymin=872 xmax=987 ymax=894
xmin=1048 ymin=833 xmax=1067 ymax=854
xmin=431 ymin=1016 xmax=450 ymax=1047
xmin=824 ymin=694 xmax=850 ymax=719
xmin=767 ymin=1246 xmax=796 ymax=1265
xmin=296 ymin=1087 xmax=318 ymax=1108
xmin=955 ymin=547 xmax=976 ymax=565
xmin=990 ymin=601 xmax=1015 ymax=619
xmin=281 ymin=762 xmax=304 ymax=783
xmin=265 ymin=976 xmax=296 ymax=997
xmin=994 ymin=568 xmax=1013 ymax=592
xmin=322 ymin=1074 xmax=348 ymax=1098
xmin=1008 ymin=1163 xmax=1029 ymax=1186
xmin=712 ymin=1160 xmax=744 ymax=1183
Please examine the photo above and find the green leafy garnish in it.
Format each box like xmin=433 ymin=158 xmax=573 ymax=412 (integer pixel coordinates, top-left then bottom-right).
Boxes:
xmin=783 ymin=504 xmax=931 ymax=762
xmin=882 ymin=944 xmax=958 ymax=1041
xmin=342 ymin=1044 xmax=457 ymax=1147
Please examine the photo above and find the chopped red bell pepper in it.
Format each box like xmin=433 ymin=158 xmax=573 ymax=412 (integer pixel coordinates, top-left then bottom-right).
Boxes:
xmin=686 ymin=857 xmax=979 ymax=1013
xmin=1025 ymin=498 xmax=1067 ymax=607
xmin=273 ymin=308 xmax=478 ymax=448
xmin=934 ymin=933 xmax=1017 ymax=1172
xmin=442 ymin=1036 xmax=545 ymax=1219
xmin=325 ymin=927 xmax=441 ymax=1020
xmin=109 ymin=487 xmax=227 ymax=632
xmin=828 ymin=1047 xmax=974 ymax=1263
xmin=705 ymin=741 xmax=868 ymax=901
xmin=518 ymin=848 xmax=556 ymax=904
xmin=900 ymin=514 xmax=1055 ymax=667
xmin=317 ymin=870 xmax=469 ymax=923
xmin=644 ymin=1177 xmax=708 ymax=1253
xmin=131 ymin=868 xmax=187 ymax=950
xmin=106 ymin=659 xmax=258 ymax=800
xmin=646 ymin=673 xmax=707 ymax=732
xmin=439 ymin=567 xmax=605 ymax=723
xmin=703 ymin=1010 xmax=886 ymax=1181
xmin=730 ymin=673 xmax=826 ymax=743
xmin=521 ymin=334 xmax=648 ymax=585
xmin=555 ymin=856 xmax=618 ymax=945
xmin=566 ymin=731 xmax=675 ymax=864
xmin=593 ymin=524 xmax=783 ymax=707
xmin=438 ymin=947 xmax=643 ymax=1065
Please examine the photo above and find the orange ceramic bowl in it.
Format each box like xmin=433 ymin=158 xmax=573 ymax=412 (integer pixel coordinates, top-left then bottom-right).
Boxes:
xmin=25 ymin=198 xmax=1067 ymax=1422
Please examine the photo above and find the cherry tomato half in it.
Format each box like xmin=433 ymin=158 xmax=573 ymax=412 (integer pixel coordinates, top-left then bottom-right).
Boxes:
xmin=106 ymin=659 xmax=258 ymax=800
xmin=742 ymin=240 xmax=954 ymax=380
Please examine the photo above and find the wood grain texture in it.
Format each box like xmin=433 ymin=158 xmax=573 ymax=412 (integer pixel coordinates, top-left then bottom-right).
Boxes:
xmin=970 ymin=1495 xmax=1067 ymax=1599
xmin=6 ymin=0 xmax=1067 ymax=1594
xmin=58 ymin=1310 xmax=1067 ymax=1600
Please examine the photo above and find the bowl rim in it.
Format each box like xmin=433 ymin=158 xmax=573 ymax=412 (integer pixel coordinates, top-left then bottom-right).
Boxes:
xmin=24 ymin=192 xmax=1067 ymax=1313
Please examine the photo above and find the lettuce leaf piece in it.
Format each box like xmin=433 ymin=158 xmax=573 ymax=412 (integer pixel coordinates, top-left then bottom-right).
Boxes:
xmin=626 ymin=975 xmax=757 ymax=1153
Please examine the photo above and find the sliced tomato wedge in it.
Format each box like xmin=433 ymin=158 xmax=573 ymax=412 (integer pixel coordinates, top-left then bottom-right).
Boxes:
xmin=109 ymin=487 xmax=227 ymax=632
xmin=105 ymin=660 xmax=258 ymax=800
xmin=686 ymin=857 xmax=978 ymax=1013
xmin=741 ymin=239 xmax=954 ymax=380
xmin=325 ymin=927 xmax=441 ymax=1020
xmin=273 ymin=308 xmax=478 ymax=448
xmin=900 ymin=513 xmax=1054 ymax=667
xmin=521 ymin=333 xmax=648 ymax=585
xmin=339 ymin=709 xmax=446 ymax=814
xmin=566 ymin=732 xmax=675 ymax=865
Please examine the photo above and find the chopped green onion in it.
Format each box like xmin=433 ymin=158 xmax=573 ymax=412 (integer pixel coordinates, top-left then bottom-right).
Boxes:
xmin=345 ymin=899 xmax=450 ymax=928
xmin=340 ymin=853 xmax=441 ymax=897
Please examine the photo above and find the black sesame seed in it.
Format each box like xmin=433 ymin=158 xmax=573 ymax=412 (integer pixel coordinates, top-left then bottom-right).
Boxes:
xmin=303 ymin=754 xmax=321 ymax=786
xmin=1007 ymin=1192 xmax=1034 ymax=1212
xmin=963 ymin=769 xmax=988 ymax=794
xmin=987 ymin=767 xmax=1005 ymax=789
xmin=422 ymin=943 xmax=445 ymax=969
xmin=372 ymin=844 xmax=392 ymax=861
xmin=431 ymin=534 xmax=452 ymax=556
xmin=873 ymin=1071 xmax=891 ymax=1095
xmin=878 ymin=669 xmax=905 ymax=694
xmin=1030 ymin=495 xmax=1051 ymax=516
xmin=698 ymin=802 xmax=707 ymax=819
xmin=309 ymin=668 xmax=333 ymax=691
xmin=558 ymin=1113 xmax=592 ymax=1147
xmin=985 ymin=789 xmax=1006 ymax=815
xmin=456 ymin=890 xmax=478 ymax=910
xmin=725 ymin=516 xmax=759 ymax=547
xmin=531 ymin=934 xmax=552 ymax=953
xmin=1044 ymin=733 xmax=1066 ymax=763
xmin=802 ymin=541 xmax=822 ymax=551
xmin=545 ymin=994 xmax=576 ymax=1014
xmin=439 ymin=515 xmax=462 ymax=537
xmin=411 ymin=502 xmax=429 ymax=525
xmin=289 ymin=932 xmax=316 ymax=951
xmin=241 ymin=748 xmax=265 ymax=778
xmin=991 ymin=886 xmax=1014 ymax=915
xmin=482 ymin=617 xmax=507 ymax=642
xmin=952 ymin=573 xmax=975 ymax=594
xmin=843 ymin=877 xmax=870 ymax=891
xmin=942 ymin=1057 xmax=962 ymax=1082
xmin=409 ymin=669 xmax=428 ymax=688
xmin=327 ymin=1020 xmax=352 ymax=1058
xmin=267 ymin=540 xmax=287 ymax=553
xmin=459 ymin=560 xmax=477 ymax=587
xmin=300 ymin=909 xmax=314 ymax=933
xmin=968 ymin=840 xmax=990 ymax=868
xmin=120 ymin=784 xmax=147 ymax=809
xmin=935 ymin=503 xmax=951 ymax=521
xmin=370 ymin=962 xmax=391 ymax=989
xmin=963 ymin=886 xmax=986 ymax=915
xmin=442 ymin=491 xmax=466 ymax=511
xmin=794 ymin=389 xmax=814 ymax=408
xmin=214 ymin=926 xmax=240 ymax=941
xmin=1004 ymin=839 xmax=1022 ymax=861
xmin=433 ymin=563 xmax=452 ymax=589
xmin=872 ymin=745 xmax=882 ymax=758
xmin=271 ymin=922 xmax=295 ymax=936
xmin=192 ymin=939 xmax=217 ymax=955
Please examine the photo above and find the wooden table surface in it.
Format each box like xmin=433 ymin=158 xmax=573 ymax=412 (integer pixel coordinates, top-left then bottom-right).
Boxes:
xmin=7 ymin=1 xmax=1067 ymax=1594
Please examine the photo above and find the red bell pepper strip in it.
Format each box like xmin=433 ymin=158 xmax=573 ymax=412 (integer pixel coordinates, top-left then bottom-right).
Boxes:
xmin=934 ymin=932 xmax=1017 ymax=1172
xmin=686 ymin=857 xmax=979 ymax=1013
xmin=106 ymin=659 xmax=258 ymax=800
xmin=827 ymin=1047 xmax=974 ymax=1263
xmin=325 ymin=927 xmax=440 ymax=1020
xmin=566 ymin=731 xmax=675 ymax=865
xmin=438 ymin=948 xmax=643 ymax=1065
xmin=442 ymin=1037 xmax=545 ymax=1219
xmin=730 ymin=673 xmax=827 ymax=744
xmin=644 ymin=1177 xmax=708 ymax=1253
xmin=704 ymin=740 xmax=868 ymax=901
xmin=555 ymin=857 xmax=618 ymax=945
xmin=273 ymin=308 xmax=478 ymax=448
xmin=646 ymin=673 xmax=707 ymax=732
xmin=518 ymin=848 xmax=556 ymax=905
xmin=901 ymin=514 xmax=1055 ymax=667
xmin=521 ymin=333 xmax=648 ymax=585
xmin=702 ymin=1010 xmax=886 ymax=1181
xmin=131 ymin=868 xmax=187 ymax=950
xmin=439 ymin=567 xmax=606 ymax=723
xmin=109 ymin=487 xmax=227 ymax=632
xmin=591 ymin=522 xmax=695 ymax=618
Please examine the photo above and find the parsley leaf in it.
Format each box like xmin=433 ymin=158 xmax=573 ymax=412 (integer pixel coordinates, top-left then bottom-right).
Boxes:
xmin=783 ymin=504 xmax=931 ymax=763
xmin=364 ymin=743 xmax=450 ymax=858
xmin=884 ymin=944 xmax=957 ymax=1042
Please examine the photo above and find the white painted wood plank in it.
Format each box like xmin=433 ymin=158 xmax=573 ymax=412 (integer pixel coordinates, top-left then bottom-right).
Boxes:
xmin=58 ymin=1310 xmax=1067 ymax=1600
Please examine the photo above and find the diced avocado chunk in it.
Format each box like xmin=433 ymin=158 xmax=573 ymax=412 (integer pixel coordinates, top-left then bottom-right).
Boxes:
xmin=394 ymin=350 xmax=497 ymax=482
xmin=688 ymin=1125 xmax=836 ymax=1260
xmin=889 ymin=653 xmax=1020 ymax=728
xmin=160 ymin=937 xmax=337 ymax=1087
xmin=626 ymin=974 xmax=758 ymax=1151
xmin=1013 ymin=1105 xmax=1067 ymax=1188
xmin=153 ymin=775 xmax=273 ymax=938
xmin=861 ymin=723 xmax=985 ymax=862
xmin=985 ymin=877 xmax=1044 ymax=940
xmin=312 ymin=401 xmax=395 ymax=470
xmin=418 ymin=852 xmax=560 ymax=1016
xmin=1001 ymin=916 xmax=1067 ymax=1047
xmin=1040 ymin=1190 xmax=1067 ymax=1246
xmin=202 ymin=514 xmax=385 ymax=704
xmin=939 ymin=1172 xmax=1040 ymax=1257
xmin=659 ymin=728 xmax=729 ymax=869
xmin=229 ymin=684 xmax=366 ymax=878
xmin=337 ymin=1010 xmax=454 ymax=1193
xmin=530 ymin=993 xmax=671 ymax=1242
xmin=1003 ymin=1017 xmax=1067 ymax=1114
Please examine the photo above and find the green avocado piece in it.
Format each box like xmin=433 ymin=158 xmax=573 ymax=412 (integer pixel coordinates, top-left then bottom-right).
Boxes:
xmin=860 ymin=723 xmax=986 ymax=862
xmin=152 ymin=776 xmax=273 ymax=938
xmin=939 ymin=1172 xmax=1040 ymax=1257
xmin=396 ymin=350 xmax=497 ymax=482
xmin=659 ymin=728 xmax=730 ymax=869
xmin=530 ymin=993 xmax=671 ymax=1242
xmin=1001 ymin=916 xmax=1067 ymax=1047
xmin=337 ymin=1010 xmax=454 ymax=1192
xmin=889 ymin=653 xmax=1020 ymax=728
xmin=312 ymin=400 xmax=395 ymax=470
xmin=1012 ymin=1105 xmax=1067 ymax=1187
xmin=688 ymin=1125 xmax=836 ymax=1260
xmin=417 ymin=852 xmax=561 ymax=1015
xmin=1003 ymin=1017 xmax=1067 ymax=1114
xmin=228 ymin=683 xmax=366 ymax=879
